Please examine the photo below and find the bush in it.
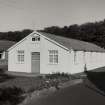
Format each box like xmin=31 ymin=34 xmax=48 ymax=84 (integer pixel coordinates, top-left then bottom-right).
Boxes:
xmin=23 ymin=73 xmax=71 ymax=94
xmin=0 ymin=69 xmax=5 ymax=74
xmin=40 ymin=72 xmax=71 ymax=89
xmin=45 ymin=72 xmax=70 ymax=82
xmin=0 ymin=86 xmax=25 ymax=105
xmin=0 ymin=73 xmax=14 ymax=83
xmin=27 ymin=87 xmax=36 ymax=93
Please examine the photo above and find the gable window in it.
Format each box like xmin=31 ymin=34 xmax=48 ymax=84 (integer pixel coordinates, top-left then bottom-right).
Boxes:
xmin=17 ymin=50 xmax=24 ymax=63
xmin=32 ymin=36 xmax=40 ymax=41
xmin=49 ymin=50 xmax=58 ymax=64
xmin=32 ymin=38 xmax=36 ymax=41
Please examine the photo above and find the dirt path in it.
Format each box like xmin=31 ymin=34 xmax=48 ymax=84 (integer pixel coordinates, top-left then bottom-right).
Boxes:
xmin=24 ymin=81 xmax=105 ymax=105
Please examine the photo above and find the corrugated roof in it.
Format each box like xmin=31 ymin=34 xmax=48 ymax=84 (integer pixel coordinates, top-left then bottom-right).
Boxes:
xmin=0 ymin=40 xmax=16 ymax=51
xmin=39 ymin=32 xmax=105 ymax=52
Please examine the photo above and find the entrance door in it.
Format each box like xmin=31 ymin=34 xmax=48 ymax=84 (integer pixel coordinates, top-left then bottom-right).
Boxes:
xmin=31 ymin=52 xmax=40 ymax=73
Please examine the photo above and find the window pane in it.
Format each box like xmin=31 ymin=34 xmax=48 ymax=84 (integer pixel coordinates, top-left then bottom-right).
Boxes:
xmin=49 ymin=55 xmax=53 ymax=63
xmin=32 ymin=36 xmax=40 ymax=41
xmin=17 ymin=50 xmax=24 ymax=63
xmin=49 ymin=50 xmax=58 ymax=64
xmin=32 ymin=38 xmax=35 ymax=41
xmin=54 ymin=55 xmax=58 ymax=63
xmin=38 ymin=37 xmax=40 ymax=41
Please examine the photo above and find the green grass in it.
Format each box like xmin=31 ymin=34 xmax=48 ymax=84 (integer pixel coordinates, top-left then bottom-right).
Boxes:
xmin=0 ymin=86 xmax=25 ymax=105
xmin=0 ymin=73 xmax=46 ymax=105
xmin=0 ymin=72 xmax=72 ymax=92
xmin=0 ymin=74 xmax=45 ymax=92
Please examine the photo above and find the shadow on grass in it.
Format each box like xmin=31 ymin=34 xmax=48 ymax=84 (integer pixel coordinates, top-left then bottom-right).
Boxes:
xmin=85 ymin=67 xmax=105 ymax=95
xmin=0 ymin=86 xmax=25 ymax=105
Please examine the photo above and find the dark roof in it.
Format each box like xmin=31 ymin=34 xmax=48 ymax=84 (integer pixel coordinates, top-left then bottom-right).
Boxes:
xmin=39 ymin=32 xmax=105 ymax=52
xmin=0 ymin=40 xmax=16 ymax=51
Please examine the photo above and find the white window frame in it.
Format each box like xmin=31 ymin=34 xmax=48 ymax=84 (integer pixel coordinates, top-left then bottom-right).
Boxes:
xmin=49 ymin=50 xmax=58 ymax=64
xmin=32 ymin=36 xmax=40 ymax=41
xmin=17 ymin=50 xmax=24 ymax=63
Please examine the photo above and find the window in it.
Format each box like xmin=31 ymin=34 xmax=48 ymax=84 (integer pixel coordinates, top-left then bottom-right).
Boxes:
xmin=49 ymin=50 xmax=58 ymax=64
xmin=17 ymin=50 xmax=24 ymax=63
xmin=32 ymin=38 xmax=36 ymax=41
xmin=32 ymin=36 xmax=40 ymax=41
xmin=74 ymin=51 xmax=77 ymax=64
xmin=0 ymin=51 xmax=5 ymax=59
xmin=0 ymin=52 xmax=3 ymax=59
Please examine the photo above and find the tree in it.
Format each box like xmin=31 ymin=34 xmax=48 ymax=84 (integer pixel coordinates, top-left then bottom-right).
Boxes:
xmin=41 ymin=19 xmax=105 ymax=48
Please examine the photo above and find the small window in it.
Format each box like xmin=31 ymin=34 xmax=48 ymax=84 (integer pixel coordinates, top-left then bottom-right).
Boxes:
xmin=49 ymin=50 xmax=58 ymax=64
xmin=17 ymin=50 xmax=24 ymax=63
xmin=37 ymin=37 xmax=40 ymax=41
xmin=0 ymin=51 xmax=4 ymax=59
xmin=32 ymin=38 xmax=36 ymax=41
xmin=74 ymin=51 xmax=77 ymax=64
xmin=32 ymin=36 xmax=40 ymax=41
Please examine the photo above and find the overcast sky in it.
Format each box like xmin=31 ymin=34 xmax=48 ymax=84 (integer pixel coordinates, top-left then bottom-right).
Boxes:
xmin=0 ymin=0 xmax=105 ymax=32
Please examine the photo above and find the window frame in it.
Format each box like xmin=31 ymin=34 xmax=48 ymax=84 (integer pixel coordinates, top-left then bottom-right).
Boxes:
xmin=49 ymin=50 xmax=58 ymax=64
xmin=17 ymin=50 xmax=25 ymax=63
xmin=32 ymin=36 xmax=40 ymax=41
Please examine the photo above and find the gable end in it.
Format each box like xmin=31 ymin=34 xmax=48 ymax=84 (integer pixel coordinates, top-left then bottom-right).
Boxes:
xmin=8 ymin=31 xmax=70 ymax=52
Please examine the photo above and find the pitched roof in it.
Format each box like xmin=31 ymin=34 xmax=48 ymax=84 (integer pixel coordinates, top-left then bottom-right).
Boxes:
xmin=0 ymin=40 xmax=16 ymax=51
xmin=39 ymin=32 xmax=105 ymax=52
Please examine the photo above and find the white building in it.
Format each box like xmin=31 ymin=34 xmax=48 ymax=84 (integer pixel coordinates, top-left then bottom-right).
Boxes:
xmin=8 ymin=31 xmax=105 ymax=74
xmin=0 ymin=40 xmax=15 ymax=70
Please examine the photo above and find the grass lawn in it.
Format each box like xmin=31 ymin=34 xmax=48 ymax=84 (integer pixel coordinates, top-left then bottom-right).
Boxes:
xmin=0 ymin=71 xmax=72 ymax=105
xmin=0 ymin=73 xmax=45 ymax=92
xmin=1 ymin=67 xmax=105 ymax=105
xmin=0 ymin=71 xmax=71 ymax=92
xmin=0 ymin=72 xmax=47 ymax=105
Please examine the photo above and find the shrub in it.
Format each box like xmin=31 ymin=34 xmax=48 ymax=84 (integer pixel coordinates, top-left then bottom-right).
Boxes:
xmin=45 ymin=72 xmax=70 ymax=82
xmin=0 ymin=86 xmax=25 ymax=105
xmin=40 ymin=72 xmax=70 ymax=89
xmin=0 ymin=69 xmax=4 ymax=74
xmin=0 ymin=73 xmax=14 ymax=83
xmin=27 ymin=87 xmax=36 ymax=93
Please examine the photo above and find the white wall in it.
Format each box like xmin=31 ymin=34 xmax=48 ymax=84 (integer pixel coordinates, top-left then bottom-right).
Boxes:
xmin=68 ymin=51 xmax=85 ymax=74
xmin=8 ymin=34 xmax=40 ymax=73
xmin=85 ymin=51 xmax=105 ymax=71
xmin=67 ymin=50 xmax=105 ymax=74
xmin=8 ymin=33 xmax=73 ymax=74
xmin=40 ymin=36 xmax=70 ymax=74
xmin=8 ymin=32 xmax=105 ymax=74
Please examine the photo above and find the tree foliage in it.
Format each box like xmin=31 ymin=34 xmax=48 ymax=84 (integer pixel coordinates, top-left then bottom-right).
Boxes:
xmin=41 ymin=19 xmax=105 ymax=48
xmin=0 ymin=19 xmax=105 ymax=48
xmin=0 ymin=29 xmax=33 ymax=42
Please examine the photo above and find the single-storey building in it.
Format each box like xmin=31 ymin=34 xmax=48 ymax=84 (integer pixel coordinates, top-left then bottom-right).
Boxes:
xmin=8 ymin=31 xmax=105 ymax=74
xmin=0 ymin=40 xmax=15 ymax=69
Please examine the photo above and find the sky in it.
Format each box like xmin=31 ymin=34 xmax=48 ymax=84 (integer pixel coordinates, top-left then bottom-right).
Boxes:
xmin=0 ymin=0 xmax=105 ymax=32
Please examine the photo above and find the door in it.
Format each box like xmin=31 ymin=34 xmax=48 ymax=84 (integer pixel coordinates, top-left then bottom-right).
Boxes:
xmin=31 ymin=52 xmax=40 ymax=73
